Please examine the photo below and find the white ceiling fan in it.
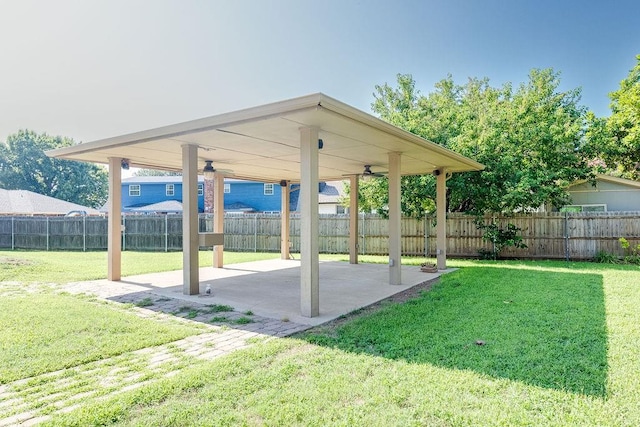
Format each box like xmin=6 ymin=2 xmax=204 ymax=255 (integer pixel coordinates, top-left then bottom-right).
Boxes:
xmin=202 ymin=160 xmax=235 ymax=176
xmin=360 ymin=165 xmax=386 ymax=180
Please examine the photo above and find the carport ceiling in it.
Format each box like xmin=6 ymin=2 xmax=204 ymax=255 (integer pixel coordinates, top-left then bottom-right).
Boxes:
xmin=48 ymin=93 xmax=484 ymax=182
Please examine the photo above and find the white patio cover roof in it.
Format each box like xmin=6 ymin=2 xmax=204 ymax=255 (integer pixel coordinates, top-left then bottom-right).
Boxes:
xmin=46 ymin=93 xmax=484 ymax=317
xmin=47 ymin=93 xmax=483 ymax=181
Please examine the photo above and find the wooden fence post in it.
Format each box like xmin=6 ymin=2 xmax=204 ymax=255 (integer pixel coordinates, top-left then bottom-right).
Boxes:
xmin=564 ymin=211 xmax=570 ymax=261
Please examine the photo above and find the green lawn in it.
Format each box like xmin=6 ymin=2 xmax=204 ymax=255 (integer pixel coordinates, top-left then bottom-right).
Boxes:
xmin=306 ymin=263 xmax=608 ymax=396
xmin=18 ymin=257 xmax=635 ymax=427
xmin=0 ymin=288 xmax=207 ymax=384
xmin=0 ymin=251 xmax=277 ymax=381
xmin=0 ymin=250 xmax=279 ymax=283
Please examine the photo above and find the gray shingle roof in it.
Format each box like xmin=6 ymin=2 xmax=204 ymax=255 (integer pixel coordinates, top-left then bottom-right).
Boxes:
xmin=128 ymin=200 xmax=184 ymax=213
xmin=0 ymin=190 xmax=100 ymax=215
xmin=127 ymin=200 xmax=257 ymax=213
xmin=318 ymin=181 xmax=346 ymax=204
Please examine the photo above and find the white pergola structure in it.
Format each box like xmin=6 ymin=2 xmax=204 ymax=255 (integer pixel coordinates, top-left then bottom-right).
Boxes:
xmin=48 ymin=94 xmax=483 ymax=317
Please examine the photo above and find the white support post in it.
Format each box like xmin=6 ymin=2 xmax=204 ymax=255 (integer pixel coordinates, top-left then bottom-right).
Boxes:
xmin=182 ymin=145 xmax=199 ymax=294
xmin=83 ymin=215 xmax=86 ymax=252
xmin=213 ymin=171 xmax=224 ymax=268
xmin=349 ymin=175 xmax=359 ymax=264
xmin=280 ymin=181 xmax=290 ymax=260
xmin=436 ymin=169 xmax=447 ymax=270
xmin=388 ymin=152 xmax=402 ymax=285
xmin=300 ymin=127 xmax=319 ymax=317
xmin=165 ymin=214 xmax=168 ymax=252
xmin=107 ymin=157 xmax=122 ymax=281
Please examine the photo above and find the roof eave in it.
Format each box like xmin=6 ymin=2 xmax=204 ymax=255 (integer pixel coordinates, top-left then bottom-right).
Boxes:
xmin=317 ymin=94 xmax=484 ymax=172
xmin=46 ymin=93 xmax=326 ymax=160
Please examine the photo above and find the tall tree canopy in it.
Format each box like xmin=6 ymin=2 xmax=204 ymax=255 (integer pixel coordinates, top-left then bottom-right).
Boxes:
xmin=0 ymin=130 xmax=108 ymax=208
xmin=364 ymin=69 xmax=590 ymax=216
xmin=598 ymin=55 xmax=640 ymax=179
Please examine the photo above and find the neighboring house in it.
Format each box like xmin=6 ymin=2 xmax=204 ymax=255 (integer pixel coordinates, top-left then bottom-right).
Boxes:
xmin=121 ymin=176 xmax=285 ymax=213
xmin=0 ymin=189 xmax=100 ymax=216
xmin=565 ymin=174 xmax=640 ymax=212
xmin=289 ymin=181 xmax=347 ymax=214
xmin=119 ymin=176 xmax=348 ymax=214
xmin=319 ymin=181 xmax=348 ymax=214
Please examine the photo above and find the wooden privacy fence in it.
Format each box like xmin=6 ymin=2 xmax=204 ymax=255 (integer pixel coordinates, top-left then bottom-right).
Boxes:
xmin=0 ymin=212 xmax=639 ymax=260
xmin=445 ymin=212 xmax=640 ymax=259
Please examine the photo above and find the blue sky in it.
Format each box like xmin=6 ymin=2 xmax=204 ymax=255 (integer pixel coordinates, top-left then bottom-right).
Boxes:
xmin=0 ymin=0 xmax=638 ymax=143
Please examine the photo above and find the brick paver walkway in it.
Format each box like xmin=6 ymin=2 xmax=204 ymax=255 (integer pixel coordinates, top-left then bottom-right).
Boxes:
xmin=0 ymin=285 xmax=310 ymax=426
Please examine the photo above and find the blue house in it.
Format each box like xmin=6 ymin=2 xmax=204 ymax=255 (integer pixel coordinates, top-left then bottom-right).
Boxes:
xmin=122 ymin=176 xmax=284 ymax=213
xmin=120 ymin=177 xmax=346 ymax=214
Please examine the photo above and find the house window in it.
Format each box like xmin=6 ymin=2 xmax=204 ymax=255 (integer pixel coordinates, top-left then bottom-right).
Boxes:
xmin=581 ymin=204 xmax=607 ymax=212
xmin=129 ymin=185 xmax=140 ymax=197
xmin=198 ymin=184 xmax=203 ymax=196
xmin=264 ymin=183 xmax=274 ymax=195
xmin=224 ymin=183 xmax=231 ymax=193
xmin=562 ymin=204 xmax=607 ymax=212
xmin=166 ymin=184 xmax=175 ymax=196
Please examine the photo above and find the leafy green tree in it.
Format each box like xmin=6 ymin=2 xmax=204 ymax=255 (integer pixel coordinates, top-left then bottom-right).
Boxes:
xmin=0 ymin=130 xmax=108 ymax=208
xmin=602 ymin=55 xmax=640 ymax=179
xmin=349 ymin=175 xmax=435 ymax=217
xmin=583 ymin=112 xmax=610 ymax=173
xmin=366 ymin=70 xmax=590 ymax=216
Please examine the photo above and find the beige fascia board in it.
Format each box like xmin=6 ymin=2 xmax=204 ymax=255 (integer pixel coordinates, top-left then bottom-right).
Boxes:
xmin=46 ymin=93 xmax=326 ymax=160
xmin=46 ymin=91 xmax=484 ymax=174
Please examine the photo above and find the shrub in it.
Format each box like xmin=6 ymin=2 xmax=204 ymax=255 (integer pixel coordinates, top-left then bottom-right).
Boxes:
xmin=620 ymin=237 xmax=640 ymax=265
xmin=593 ymin=250 xmax=618 ymax=264
xmin=596 ymin=238 xmax=640 ymax=265
xmin=477 ymin=221 xmax=528 ymax=260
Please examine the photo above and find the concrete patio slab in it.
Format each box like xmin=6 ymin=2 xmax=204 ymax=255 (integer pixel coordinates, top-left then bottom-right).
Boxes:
xmin=67 ymin=259 xmax=447 ymax=326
